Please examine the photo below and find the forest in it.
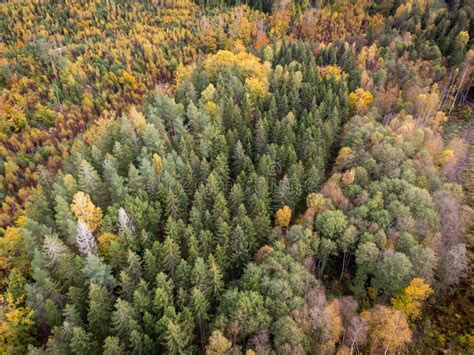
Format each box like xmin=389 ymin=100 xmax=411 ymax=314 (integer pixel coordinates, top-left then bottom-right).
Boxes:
xmin=0 ymin=0 xmax=472 ymax=353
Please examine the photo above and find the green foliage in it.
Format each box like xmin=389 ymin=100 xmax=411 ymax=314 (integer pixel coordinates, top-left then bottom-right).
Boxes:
xmin=1 ymin=0 xmax=472 ymax=353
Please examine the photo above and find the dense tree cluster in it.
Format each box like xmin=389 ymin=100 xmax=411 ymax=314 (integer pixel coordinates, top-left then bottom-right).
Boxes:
xmin=210 ymin=111 xmax=470 ymax=353
xmin=2 ymin=45 xmax=351 ymax=353
xmin=0 ymin=0 xmax=472 ymax=353
xmin=0 ymin=1 xmax=267 ymax=231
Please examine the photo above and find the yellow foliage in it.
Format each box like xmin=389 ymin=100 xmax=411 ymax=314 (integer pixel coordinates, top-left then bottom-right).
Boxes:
xmin=70 ymin=191 xmax=103 ymax=232
xmin=0 ymin=105 xmax=27 ymax=133
xmin=335 ymin=147 xmax=352 ymax=167
xmin=97 ymin=232 xmax=121 ymax=259
xmin=362 ymin=305 xmax=411 ymax=353
xmin=34 ymin=104 xmax=56 ymax=126
xmin=152 ymin=153 xmax=163 ymax=176
xmin=428 ymin=111 xmax=448 ymax=132
xmin=4 ymin=160 xmax=20 ymax=183
xmin=368 ymin=286 xmax=377 ymax=300
xmin=232 ymin=39 xmax=247 ymax=53
xmin=119 ymin=70 xmax=138 ymax=88
xmin=394 ymin=2 xmax=412 ymax=21
xmin=275 ymin=205 xmax=292 ymax=228
xmin=203 ymin=50 xmax=268 ymax=91
xmin=457 ymin=31 xmax=469 ymax=47
xmin=229 ymin=9 xmax=252 ymax=43
xmin=392 ymin=277 xmax=433 ymax=320
xmin=0 ymin=292 xmax=34 ymax=353
xmin=319 ymin=65 xmax=343 ymax=81
xmin=349 ymin=88 xmax=374 ymax=114
xmin=269 ymin=9 xmax=291 ymax=39
xmin=63 ymin=174 xmax=77 ymax=193
xmin=437 ymin=148 xmax=454 ymax=166
xmin=206 ymin=330 xmax=232 ymax=355
xmin=245 ymin=76 xmax=268 ymax=100
xmin=321 ymin=300 xmax=344 ymax=353
xmin=341 ymin=168 xmax=356 ymax=186
xmin=175 ymin=62 xmax=193 ymax=88
xmin=82 ymin=92 xmax=94 ymax=113
xmin=306 ymin=192 xmax=326 ymax=211
xmin=203 ymin=101 xmax=219 ymax=118
xmin=129 ymin=106 xmax=147 ymax=134
xmin=201 ymin=84 xmax=217 ymax=103
xmin=0 ymin=227 xmax=29 ymax=276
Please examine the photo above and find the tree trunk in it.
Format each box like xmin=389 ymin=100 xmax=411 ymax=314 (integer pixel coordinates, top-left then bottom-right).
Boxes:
xmin=340 ymin=251 xmax=347 ymax=282
xmin=449 ymin=66 xmax=468 ymax=115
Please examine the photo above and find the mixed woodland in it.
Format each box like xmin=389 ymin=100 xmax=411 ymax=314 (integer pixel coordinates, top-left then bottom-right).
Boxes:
xmin=0 ymin=0 xmax=473 ymax=353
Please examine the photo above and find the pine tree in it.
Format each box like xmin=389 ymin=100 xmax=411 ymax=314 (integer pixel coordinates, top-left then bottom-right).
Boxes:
xmin=229 ymin=225 xmax=251 ymax=274
xmin=87 ymin=283 xmax=113 ymax=343
xmin=192 ymin=257 xmax=209 ymax=297
xmin=207 ymin=255 xmax=224 ymax=301
xmin=112 ymin=298 xmax=137 ymax=342
xmin=83 ymin=255 xmax=117 ymax=289
xmin=126 ymin=250 xmax=142 ymax=283
xmin=77 ymin=160 xmax=107 ymax=207
xmin=166 ymin=314 xmax=193 ymax=354
xmin=191 ymin=287 xmax=210 ymax=353
xmin=43 ymin=235 xmax=69 ymax=268
xmin=110 ymin=174 xmax=128 ymax=204
xmin=162 ymin=237 xmax=181 ymax=279
xmin=70 ymin=327 xmax=97 ymax=355
xmin=55 ymin=195 xmax=77 ymax=242
xmin=103 ymin=336 xmax=126 ymax=355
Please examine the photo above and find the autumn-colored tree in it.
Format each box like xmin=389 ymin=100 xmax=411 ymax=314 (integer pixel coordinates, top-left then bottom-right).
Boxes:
xmin=71 ymin=191 xmax=103 ymax=232
xmin=321 ymin=180 xmax=348 ymax=210
xmin=206 ymin=330 xmax=232 ymax=355
xmin=341 ymin=169 xmax=355 ymax=186
xmin=306 ymin=193 xmax=326 ymax=212
xmin=319 ymin=65 xmax=344 ymax=81
xmin=0 ymin=227 xmax=29 ymax=279
xmin=97 ymin=232 xmax=121 ymax=260
xmin=335 ymin=147 xmax=352 ymax=167
xmin=362 ymin=305 xmax=411 ymax=354
xmin=275 ymin=206 xmax=292 ymax=228
xmin=0 ymin=293 xmax=35 ymax=353
xmin=152 ymin=153 xmax=163 ymax=175
xmin=269 ymin=9 xmax=290 ymax=39
xmin=348 ymin=88 xmax=373 ymax=115
xmin=254 ymin=24 xmax=269 ymax=50
xmin=321 ymin=300 xmax=344 ymax=353
xmin=391 ymin=277 xmax=433 ymax=320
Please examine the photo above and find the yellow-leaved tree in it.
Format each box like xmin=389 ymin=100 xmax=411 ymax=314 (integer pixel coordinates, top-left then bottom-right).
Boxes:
xmin=152 ymin=153 xmax=163 ymax=175
xmin=335 ymin=147 xmax=352 ymax=167
xmin=97 ymin=232 xmax=121 ymax=260
xmin=391 ymin=277 xmax=433 ymax=320
xmin=348 ymin=88 xmax=374 ymax=114
xmin=306 ymin=192 xmax=326 ymax=212
xmin=70 ymin=191 xmax=103 ymax=232
xmin=362 ymin=305 xmax=411 ymax=354
xmin=0 ymin=292 xmax=34 ymax=353
xmin=206 ymin=330 xmax=232 ymax=355
xmin=341 ymin=168 xmax=356 ymax=186
xmin=275 ymin=205 xmax=292 ymax=228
